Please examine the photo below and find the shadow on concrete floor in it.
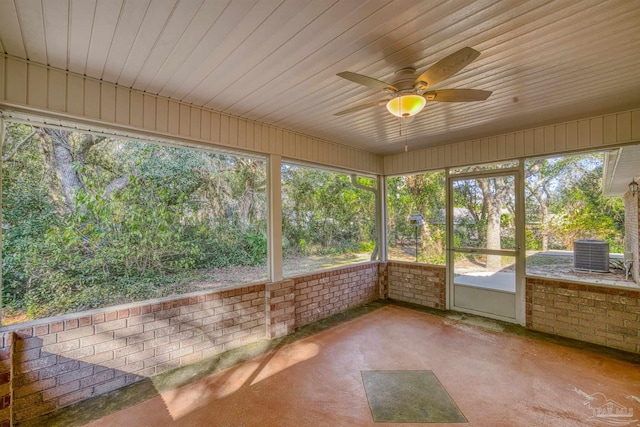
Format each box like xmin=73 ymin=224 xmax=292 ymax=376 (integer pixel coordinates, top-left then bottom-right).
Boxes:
xmin=24 ymin=299 xmax=640 ymax=427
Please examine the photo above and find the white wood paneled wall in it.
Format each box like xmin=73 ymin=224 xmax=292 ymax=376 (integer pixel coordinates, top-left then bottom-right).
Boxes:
xmin=0 ymin=55 xmax=383 ymax=175
xmin=384 ymin=109 xmax=640 ymax=175
xmin=3 ymin=55 xmax=640 ymax=177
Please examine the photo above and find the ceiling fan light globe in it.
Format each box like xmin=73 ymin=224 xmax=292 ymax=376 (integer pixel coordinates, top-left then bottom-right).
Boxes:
xmin=386 ymin=95 xmax=426 ymax=118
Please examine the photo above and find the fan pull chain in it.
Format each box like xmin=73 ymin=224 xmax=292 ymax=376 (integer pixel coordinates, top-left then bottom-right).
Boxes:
xmin=399 ymin=113 xmax=408 ymax=153
xmin=400 ymin=98 xmax=410 ymax=152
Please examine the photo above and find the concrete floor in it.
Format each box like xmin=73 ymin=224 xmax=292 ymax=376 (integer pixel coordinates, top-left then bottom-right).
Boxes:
xmin=64 ymin=303 xmax=640 ymax=427
xmin=454 ymin=271 xmax=516 ymax=292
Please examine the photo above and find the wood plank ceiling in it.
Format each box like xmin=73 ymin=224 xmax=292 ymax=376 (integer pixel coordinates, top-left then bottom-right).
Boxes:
xmin=1 ymin=0 xmax=639 ymax=155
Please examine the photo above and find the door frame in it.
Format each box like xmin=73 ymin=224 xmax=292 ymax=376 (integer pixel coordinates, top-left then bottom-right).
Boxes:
xmin=445 ymin=164 xmax=526 ymax=325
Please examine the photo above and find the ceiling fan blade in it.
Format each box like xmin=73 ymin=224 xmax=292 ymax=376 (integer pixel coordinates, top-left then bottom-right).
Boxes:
xmin=334 ymin=100 xmax=388 ymax=116
xmin=337 ymin=71 xmax=397 ymax=92
xmin=423 ymin=89 xmax=492 ymax=102
xmin=414 ymin=47 xmax=481 ymax=88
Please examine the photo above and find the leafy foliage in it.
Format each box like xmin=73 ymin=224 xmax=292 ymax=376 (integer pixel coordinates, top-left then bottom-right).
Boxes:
xmin=2 ymin=124 xmax=376 ymax=322
xmin=1 ymin=121 xmax=629 ymax=323
xmin=387 ymin=154 xmax=626 ymax=267
xmin=2 ymin=123 xmax=268 ymax=320
xmin=281 ymin=164 xmax=376 ymax=259
xmin=386 ymin=171 xmax=446 ymax=264
xmin=525 ymin=154 xmax=624 ymax=252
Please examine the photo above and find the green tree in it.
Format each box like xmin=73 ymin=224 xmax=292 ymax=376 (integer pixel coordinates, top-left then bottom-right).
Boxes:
xmin=2 ymin=123 xmax=268 ymax=321
xmin=281 ymin=165 xmax=375 ymax=258
xmin=525 ymin=153 xmax=624 ymax=252
xmin=386 ymin=171 xmax=446 ymax=264
xmin=553 ymin=163 xmax=624 ymax=251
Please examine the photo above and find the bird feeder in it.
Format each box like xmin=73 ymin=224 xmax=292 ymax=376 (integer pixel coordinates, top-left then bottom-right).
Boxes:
xmin=408 ymin=214 xmax=423 ymax=261
xmin=408 ymin=214 xmax=424 ymax=226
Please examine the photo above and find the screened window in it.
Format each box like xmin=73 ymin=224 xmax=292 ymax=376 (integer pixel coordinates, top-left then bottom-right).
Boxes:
xmin=386 ymin=171 xmax=446 ymax=265
xmin=524 ymin=151 xmax=626 ymax=283
xmin=281 ymin=163 xmax=377 ymax=277
xmin=1 ymin=122 xmax=267 ymax=324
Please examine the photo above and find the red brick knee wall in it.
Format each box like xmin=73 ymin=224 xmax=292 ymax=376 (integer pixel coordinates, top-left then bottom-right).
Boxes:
xmin=292 ymin=262 xmax=379 ymax=327
xmin=0 ymin=262 xmax=381 ymax=425
xmin=5 ymin=265 xmax=638 ymax=425
xmin=387 ymin=262 xmax=446 ymax=309
xmin=378 ymin=262 xmax=389 ymax=299
xmin=0 ymin=285 xmax=266 ymax=424
xmin=266 ymin=280 xmax=295 ymax=339
xmin=0 ymin=333 xmax=14 ymax=427
xmin=526 ymin=277 xmax=640 ymax=354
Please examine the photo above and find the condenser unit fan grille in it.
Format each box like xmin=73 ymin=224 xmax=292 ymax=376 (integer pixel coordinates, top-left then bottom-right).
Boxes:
xmin=573 ymin=240 xmax=609 ymax=273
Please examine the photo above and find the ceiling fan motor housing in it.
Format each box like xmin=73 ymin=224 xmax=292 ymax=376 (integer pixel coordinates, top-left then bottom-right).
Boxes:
xmin=391 ymin=67 xmax=420 ymax=94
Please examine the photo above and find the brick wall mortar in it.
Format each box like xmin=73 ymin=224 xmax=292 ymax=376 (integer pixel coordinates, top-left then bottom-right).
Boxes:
xmin=292 ymin=262 xmax=379 ymax=327
xmin=1 ymin=284 xmax=267 ymax=423
xmin=0 ymin=263 xmax=382 ymax=424
xmin=0 ymin=332 xmax=14 ymax=427
xmin=2 ymin=261 xmax=638 ymax=424
xmin=378 ymin=263 xmax=389 ymax=299
xmin=386 ymin=262 xmax=446 ymax=309
xmin=526 ymin=277 xmax=640 ymax=353
xmin=265 ymin=280 xmax=295 ymax=339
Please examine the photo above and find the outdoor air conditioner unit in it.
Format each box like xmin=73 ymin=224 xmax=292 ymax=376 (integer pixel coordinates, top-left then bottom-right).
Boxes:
xmin=573 ymin=239 xmax=609 ymax=273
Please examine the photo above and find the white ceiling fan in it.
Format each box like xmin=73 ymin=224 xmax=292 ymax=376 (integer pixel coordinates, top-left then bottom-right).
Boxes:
xmin=335 ymin=47 xmax=492 ymax=118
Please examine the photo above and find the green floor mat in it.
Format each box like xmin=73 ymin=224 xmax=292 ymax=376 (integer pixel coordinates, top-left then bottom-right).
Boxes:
xmin=361 ymin=370 xmax=467 ymax=423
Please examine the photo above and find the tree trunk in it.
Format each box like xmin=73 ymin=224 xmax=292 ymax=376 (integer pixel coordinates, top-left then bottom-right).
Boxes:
xmin=526 ymin=160 xmax=550 ymax=252
xmin=486 ymin=196 xmax=502 ymax=270
xmin=540 ymin=201 xmax=549 ymax=251
xmin=37 ymin=128 xmax=128 ymax=214
xmin=38 ymin=129 xmax=84 ymax=213
xmin=478 ymin=176 xmax=511 ymax=271
xmin=350 ymin=175 xmax=379 ymax=261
